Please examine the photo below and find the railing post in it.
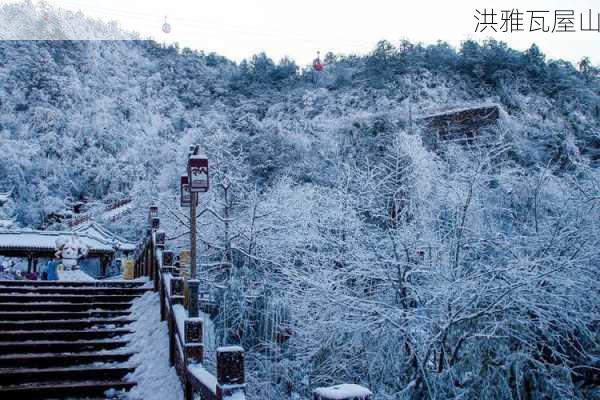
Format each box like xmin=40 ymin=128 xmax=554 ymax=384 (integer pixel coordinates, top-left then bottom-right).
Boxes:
xmin=138 ymin=244 xmax=143 ymax=278
xmin=159 ymin=280 xmax=166 ymax=321
xmin=134 ymin=246 xmax=139 ymax=278
xmin=168 ymin=310 xmax=175 ymax=367
xmin=312 ymin=384 xmax=372 ymax=400
xmin=160 ymin=250 xmax=174 ymax=322
xmin=162 ymin=250 xmax=175 ymax=274
xmin=184 ymin=380 xmax=193 ymax=400
xmin=170 ymin=277 xmax=185 ymax=305
xmin=187 ymin=279 xmax=199 ymax=317
xmin=148 ymin=205 xmax=160 ymax=283
xmin=183 ymin=319 xmax=203 ymax=364
xmin=137 ymin=244 xmax=143 ymax=278
xmin=133 ymin=251 xmax=138 ymax=279
xmin=216 ymin=346 xmax=245 ymax=400
xmin=155 ymin=230 xmax=165 ymax=291
xmin=146 ymin=242 xmax=150 ymax=280
xmin=142 ymin=241 xmax=147 ymax=278
xmin=145 ymin=227 xmax=152 ymax=276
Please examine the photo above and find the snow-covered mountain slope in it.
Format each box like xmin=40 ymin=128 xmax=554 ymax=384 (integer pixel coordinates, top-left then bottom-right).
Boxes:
xmin=0 ymin=2 xmax=599 ymax=399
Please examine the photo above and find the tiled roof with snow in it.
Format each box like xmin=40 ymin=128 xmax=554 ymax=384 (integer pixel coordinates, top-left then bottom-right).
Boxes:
xmin=0 ymin=229 xmax=115 ymax=253
xmin=73 ymin=222 xmax=136 ymax=251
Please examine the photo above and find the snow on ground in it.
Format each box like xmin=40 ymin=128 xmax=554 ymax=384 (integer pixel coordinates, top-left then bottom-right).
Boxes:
xmin=57 ymin=269 xmax=95 ymax=281
xmin=106 ymin=275 xmax=152 ymax=288
xmin=125 ymin=291 xmax=183 ymax=400
xmin=313 ymin=384 xmax=372 ymax=399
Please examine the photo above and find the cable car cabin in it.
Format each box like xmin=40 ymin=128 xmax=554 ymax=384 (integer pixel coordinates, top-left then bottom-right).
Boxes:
xmin=313 ymin=59 xmax=324 ymax=72
xmin=313 ymin=51 xmax=324 ymax=72
xmin=162 ymin=17 xmax=171 ymax=34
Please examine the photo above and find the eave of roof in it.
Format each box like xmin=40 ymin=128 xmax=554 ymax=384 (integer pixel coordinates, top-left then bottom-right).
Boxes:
xmin=0 ymin=229 xmax=115 ymax=253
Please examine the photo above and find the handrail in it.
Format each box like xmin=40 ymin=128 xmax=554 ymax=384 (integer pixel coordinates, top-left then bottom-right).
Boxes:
xmin=134 ymin=206 xmax=246 ymax=400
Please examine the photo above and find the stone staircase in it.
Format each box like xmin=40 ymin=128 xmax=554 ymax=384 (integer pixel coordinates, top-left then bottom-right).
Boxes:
xmin=0 ymin=280 xmax=148 ymax=399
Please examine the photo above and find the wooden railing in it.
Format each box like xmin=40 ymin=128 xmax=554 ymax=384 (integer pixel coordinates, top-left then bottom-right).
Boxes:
xmin=134 ymin=206 xmax=245 ymax=400
xmin=133 ymin=205 xmax=372 ymax=400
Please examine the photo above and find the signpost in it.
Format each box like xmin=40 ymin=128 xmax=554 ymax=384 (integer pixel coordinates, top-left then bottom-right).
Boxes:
xmin=180 ymin=175 xmax=198 ymax=207
xmin=187 ymin=155 xmax=209 ymax=193
xmin=182 ymin=145 xmax=209 ymax=318
xmin=180 ymin=175 xmax=191 ymax=207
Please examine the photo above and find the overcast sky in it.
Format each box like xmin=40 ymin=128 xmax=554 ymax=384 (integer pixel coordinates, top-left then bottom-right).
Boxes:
xmin=4 ymin=0 xmax=600 ymax=65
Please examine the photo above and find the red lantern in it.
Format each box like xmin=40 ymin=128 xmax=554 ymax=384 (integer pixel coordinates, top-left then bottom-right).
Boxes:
xmin=187 ymin=156 xmax=209 ymax=193
xmin=180 ymin=175 xmax=198 ymax=207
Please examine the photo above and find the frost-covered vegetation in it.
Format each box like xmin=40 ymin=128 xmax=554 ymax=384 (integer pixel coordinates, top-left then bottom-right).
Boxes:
xmin=1 ymin=3 xmax=599 ymax=399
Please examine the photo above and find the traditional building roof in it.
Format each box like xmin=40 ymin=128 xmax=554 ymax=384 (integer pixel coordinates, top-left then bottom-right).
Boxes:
xmin=0 ymin=229 xmax=115 ymax=257
xmin=73 ymin=222 xmax=136 ymax=252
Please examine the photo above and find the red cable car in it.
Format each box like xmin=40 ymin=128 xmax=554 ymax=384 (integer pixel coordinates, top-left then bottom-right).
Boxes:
xmin=313 ymin=51 xmax=324 ymax=72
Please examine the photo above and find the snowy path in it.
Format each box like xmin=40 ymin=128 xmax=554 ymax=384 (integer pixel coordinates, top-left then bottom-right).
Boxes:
xmin=125 ymin=291 xmax=183 ymax=400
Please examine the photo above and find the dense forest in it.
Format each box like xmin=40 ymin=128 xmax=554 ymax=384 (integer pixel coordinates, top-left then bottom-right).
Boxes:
xmin=0 ymin=2 xmax=599 ymax=399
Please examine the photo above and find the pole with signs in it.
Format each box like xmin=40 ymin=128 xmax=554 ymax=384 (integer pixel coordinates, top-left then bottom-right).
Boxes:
xmin=184 ymin=145 xmax=209 ymax=318
xmin=189 ymin=192 xmax=198 ymax=317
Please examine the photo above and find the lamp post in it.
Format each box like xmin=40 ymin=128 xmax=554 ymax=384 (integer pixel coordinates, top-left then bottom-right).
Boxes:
xmin=184 ymin=145 xmax=209 ymax=318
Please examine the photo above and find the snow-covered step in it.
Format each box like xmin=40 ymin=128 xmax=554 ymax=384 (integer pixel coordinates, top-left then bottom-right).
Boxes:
xmin=0 ymin=301 xmax=133 ymax=312
xmin=0 ymin=280 xmax=146 ymax=288
xmin=0 ymin=310 xmax=130 ymax=320
xmin=0 ymin=280 xmax=140 ymax=399
xmin=0 ymin=293 xmax=139 ymax=303
xmin=0 ymin=379 xmax=135 ymax=399
xmin=0 ymin=318 xmax=135 ymax=331
xmin=0 ymin=351 xmax=134 ymax=369
xmin=0 ymin=328 xmax=133 ymax=342
xmin=0 ymin=339 xmax=129 ymax=354
xmin=0 ymin=366 xmax=135 ymax=385
xmin=0 ymin=286 xmax=148 ymax=295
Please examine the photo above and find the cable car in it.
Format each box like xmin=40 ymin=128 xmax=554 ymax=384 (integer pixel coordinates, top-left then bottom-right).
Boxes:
xmin=313 ymin=51 xmax=324 ymax=72
xmin=162 ymin=17 xmax=171 ymax=34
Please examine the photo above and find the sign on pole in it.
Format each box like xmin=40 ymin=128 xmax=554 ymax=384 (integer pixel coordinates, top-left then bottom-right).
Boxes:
xmin=148 ymin=205 xmax=158 ymax=225
xmin=180 ymin=175 xmax=197 ymax=207
xmin=187 ymin=155 xmax=209 ymax=193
